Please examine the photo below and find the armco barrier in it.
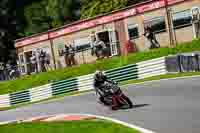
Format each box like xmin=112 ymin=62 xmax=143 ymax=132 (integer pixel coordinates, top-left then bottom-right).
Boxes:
xmin=105 ymin=64 xmax=138 ymax=82
xmin=136 ymin=57 xmax=167 ymax=79
xmin=77 ymin=74 xmax=94 ymax=91
xmin=0 ymin=94 xmax=10 ymax=108
xmin=9 ymin=90 xmax=30 ymax=105
xmin=0 ymin=57 xmax=168 ymax=108
xmin=52 ymin=78 xmax=79 ymax=96
xmin=29 ymin=84 xmax=52 ymax=102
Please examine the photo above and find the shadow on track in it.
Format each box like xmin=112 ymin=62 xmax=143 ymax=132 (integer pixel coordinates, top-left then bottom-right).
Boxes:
xmin=120 ymin=104 xmax=150 ymax=110
xmin=133 ymin=104 xmax=150 ymax=108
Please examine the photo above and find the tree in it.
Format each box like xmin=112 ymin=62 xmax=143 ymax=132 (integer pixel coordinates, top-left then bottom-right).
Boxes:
xmin=80 ymin=0 xmax=128 ymax=19
xmin=0 ymin=0 xmax=19 ymax=62
xmin=24 ymin=0 xmax=80 ymax=35
xmin=80 ymin=0 xmax=150 ymax=19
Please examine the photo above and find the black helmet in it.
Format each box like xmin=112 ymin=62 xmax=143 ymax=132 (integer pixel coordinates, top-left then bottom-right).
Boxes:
xmin=94 ymin=70 xmax=104 ymax=81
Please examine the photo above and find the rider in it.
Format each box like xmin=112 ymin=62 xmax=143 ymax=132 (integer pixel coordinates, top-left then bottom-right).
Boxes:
xmin=94 ymin=70 xmax=119 ymax=109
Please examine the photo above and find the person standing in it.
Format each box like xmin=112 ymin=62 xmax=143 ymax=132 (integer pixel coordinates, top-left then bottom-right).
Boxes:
xmin=100 ymin=40 xmax=109 ymax=58
xmin=0 ymin=62 xmax=5 ymax=80
xmin=39 ymin=50 xmax=46 ymax=72
xmin=68 ymin=44 xmax=76 ymax=66
xmin=192 ymin=7 xmax=200 ymax=38
xmin=44 ymin=52 xmax=51 ymax=71
xmin=64 ymin=45 xmax=70 ymax=67
xmin=93 ymin=37 xmax=101 ymax=59
xmin=94 ymin=38 xmax=106 ymax=59
xmin=144 ymin=26 xmax=160 ymax=49
xmin=5 ymin=62 xmax=12 ymax=80
xmin=30 ymin=52 xmax=38 ymax=73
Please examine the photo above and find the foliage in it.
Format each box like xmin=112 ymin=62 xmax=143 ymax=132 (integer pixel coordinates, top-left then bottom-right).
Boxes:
xmin=80 ymin=0 xmax=128 ymax=19
xmin=24 ymin=0 xmax=80 ymax=35
xmin=0 ymin=0 xmax=19 ymax=61
xmin=0 ymin=0 xmax=80 ymax=62
xmin=80 ymin=0 xmax=150 ymax=19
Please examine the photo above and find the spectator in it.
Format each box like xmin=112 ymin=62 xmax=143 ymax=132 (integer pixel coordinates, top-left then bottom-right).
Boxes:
xmin=68 ymin=44 xmax=76 ymax=66
xmin=192 ymin=8 xmax=200 ymax=38
xmin=94 ymin=37 xmax=106 ymax=59
xmin=5 ymin=62 xmax=12 ymax=80
xmin=91 ymin=35 xmax=96 ymax=56
xmin=9 ymin=64 xmax=17 ymax=80
xmin=144 ymin=26 xmax=160 ymax=49
xmin=44 ymin=53 xmax=51 ymax=71
xmin=102 ymin=41 xmax=110 ymax=59
xmin=64 ymin=45 xmax=70 ymax=67
xmin=0 ymin=62 xmax=5 ymax=80
xmin=30 ymin=52 xmax=38 ymax=73
xmin=92 ymin=37 xmax=100 ymax=59
xmin=39 ymin=50 xmax=46 ymax=72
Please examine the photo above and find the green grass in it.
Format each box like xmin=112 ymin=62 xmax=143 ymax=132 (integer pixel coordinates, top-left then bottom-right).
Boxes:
xmin=0 ymin=39 xmax=200 ymax=95
xmin=0 ymin=120 xmax=141 ymax=133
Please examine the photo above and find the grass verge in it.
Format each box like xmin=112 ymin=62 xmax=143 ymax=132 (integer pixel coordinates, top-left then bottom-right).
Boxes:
xmin=0 ymin=120 xmax=141 ymax=133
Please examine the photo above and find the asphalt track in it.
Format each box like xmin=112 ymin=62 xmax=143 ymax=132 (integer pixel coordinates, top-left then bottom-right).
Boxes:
xmin=0 ymin=77 xmax=200 ymax=133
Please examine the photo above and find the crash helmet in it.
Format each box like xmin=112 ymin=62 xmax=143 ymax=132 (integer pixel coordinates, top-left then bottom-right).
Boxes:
xmin=94 ymin=70 xmax=105 ymax=81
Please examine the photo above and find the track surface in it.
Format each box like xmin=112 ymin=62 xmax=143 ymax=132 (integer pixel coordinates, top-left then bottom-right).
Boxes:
xmin=0 ymin=77 xmax=200 ymax=133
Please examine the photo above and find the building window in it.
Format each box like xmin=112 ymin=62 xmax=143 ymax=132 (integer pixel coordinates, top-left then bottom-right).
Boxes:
xmin=128 ymin=24 xmax=139 ymax=39
xmin=173 ymin=10 xmax=192 ymax=29
xmin=74 ymin=37 xmax=91 ymax=52
xmin=144 ymin=16 xmax=166 ymax=33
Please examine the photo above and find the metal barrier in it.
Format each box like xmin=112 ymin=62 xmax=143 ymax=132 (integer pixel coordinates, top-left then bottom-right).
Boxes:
xmin=52 ymin=78 xmax=79 ymax=96
xmin=29 ymin=84 xmax=52 ymax=102
xmin=136 ymin=57 xmax=167 ymax=79
xmin=105 ymin=64 xmax=138 ymax=82
xmin=9 ymin=90 xmax=30 ymax=105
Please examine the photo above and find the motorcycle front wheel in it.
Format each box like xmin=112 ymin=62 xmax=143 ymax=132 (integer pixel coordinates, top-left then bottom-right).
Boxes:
xmin=120 ymin=94 xmax=133 ymax=108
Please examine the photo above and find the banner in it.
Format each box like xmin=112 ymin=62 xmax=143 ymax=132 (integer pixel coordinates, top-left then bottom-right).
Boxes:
xmin=166 ymin=53 xmax=200 ymax=72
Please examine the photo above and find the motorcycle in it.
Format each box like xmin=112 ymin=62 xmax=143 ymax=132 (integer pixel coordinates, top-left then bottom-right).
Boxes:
xmin=96 ymin=81 xmax=133 ymax=110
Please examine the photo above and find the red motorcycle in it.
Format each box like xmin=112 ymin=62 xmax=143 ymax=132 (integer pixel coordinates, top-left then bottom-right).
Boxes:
xmin=97 ymin=81 xmax=133 ymax=110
